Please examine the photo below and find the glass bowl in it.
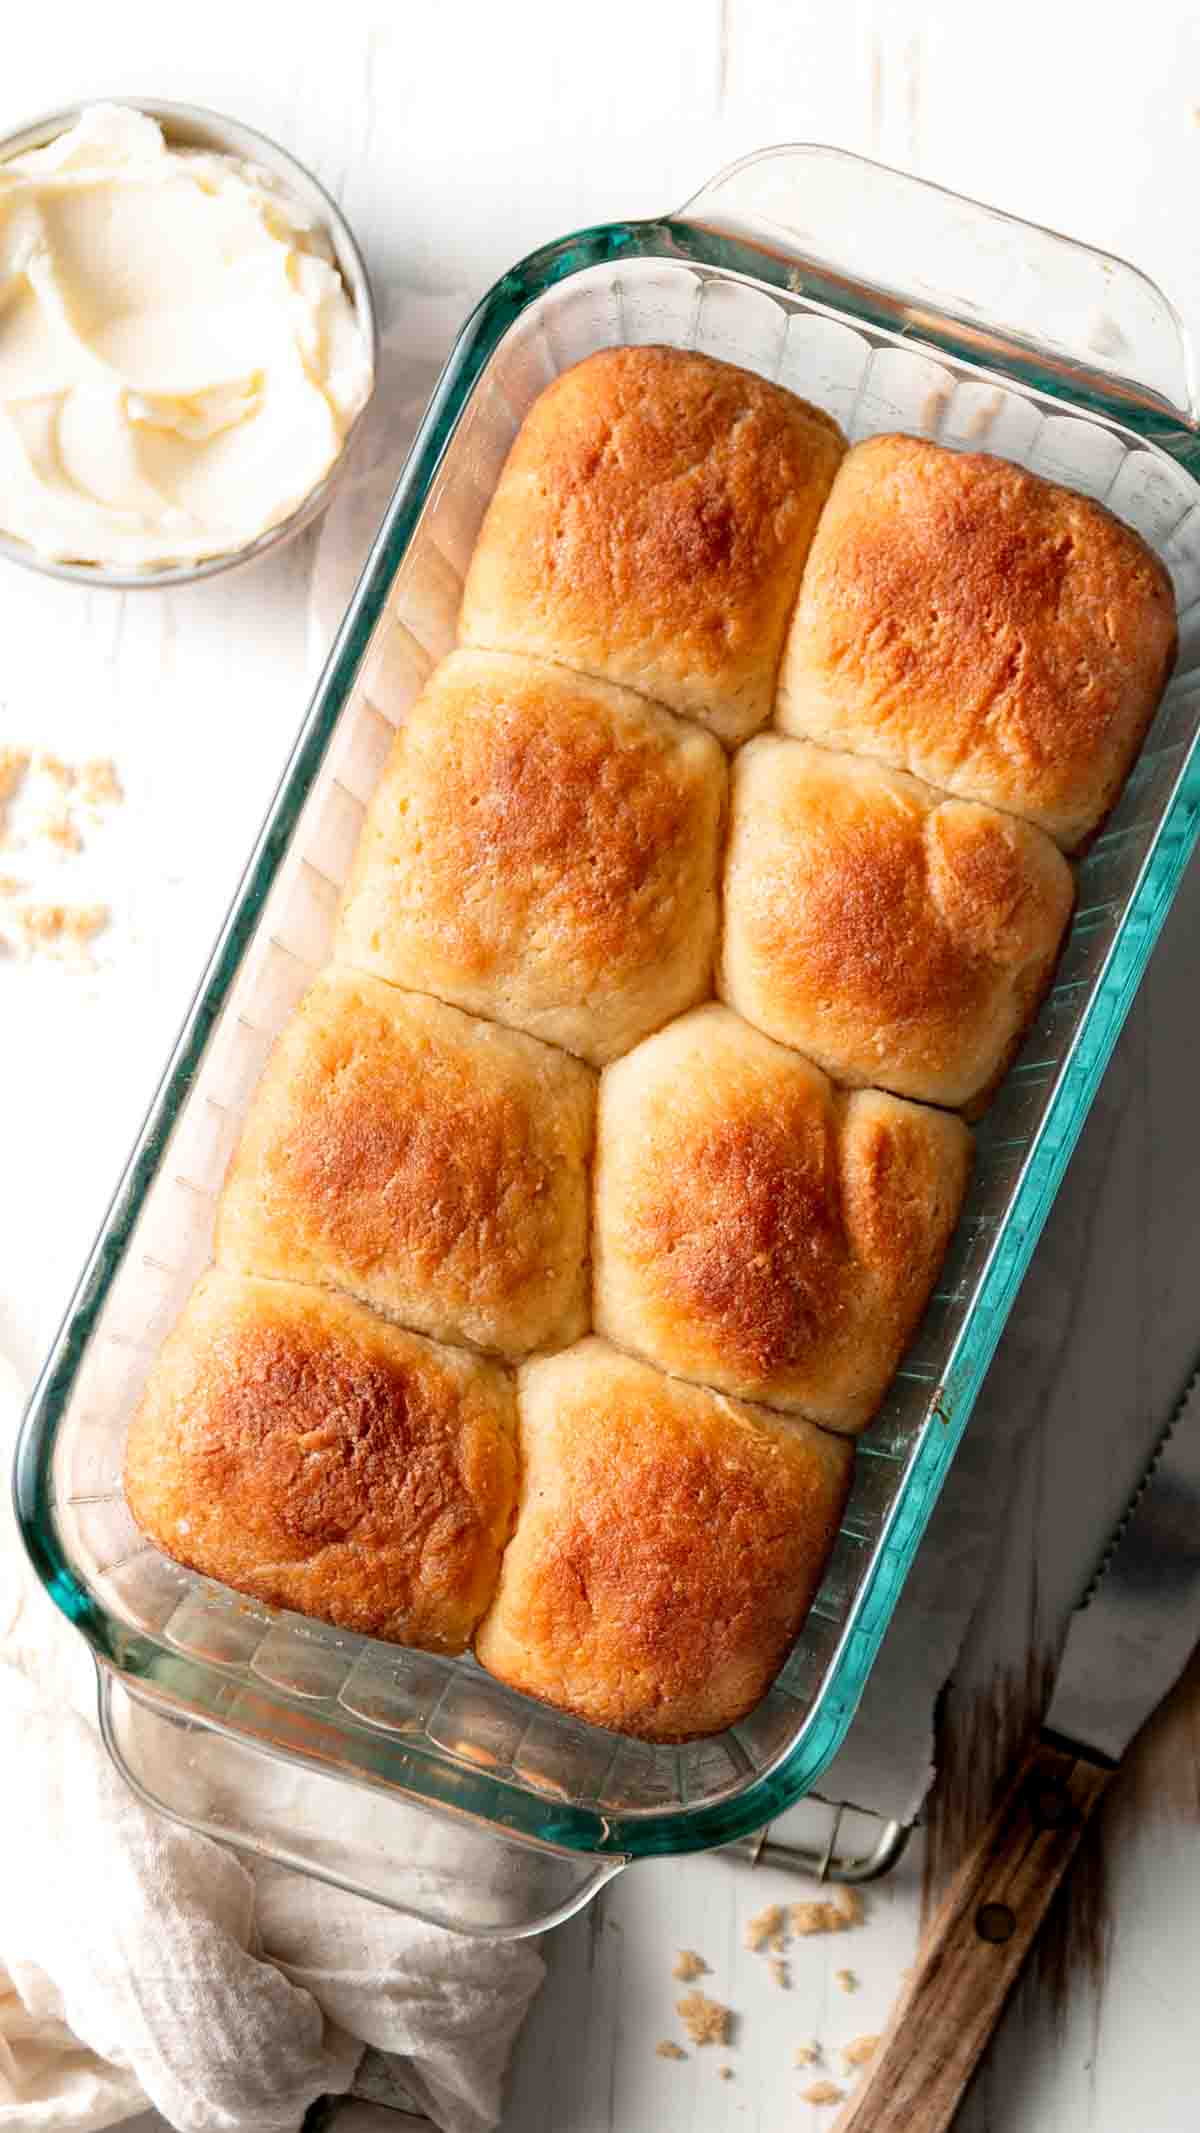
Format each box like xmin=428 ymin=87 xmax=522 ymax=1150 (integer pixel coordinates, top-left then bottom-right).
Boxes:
xmin=0 ymin=98 xmax=378 ymax=588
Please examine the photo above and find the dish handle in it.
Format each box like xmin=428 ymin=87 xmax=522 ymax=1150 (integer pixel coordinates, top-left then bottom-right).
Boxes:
xmin=97 ymin=1664 xmax=623 ymax=1939
xmin=678 ymin=145 xmax=1198 ymax=428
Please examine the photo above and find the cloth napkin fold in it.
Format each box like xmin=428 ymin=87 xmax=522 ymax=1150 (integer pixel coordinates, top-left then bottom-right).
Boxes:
xmin=0 ymin=1352 xmax=543 ymax=2133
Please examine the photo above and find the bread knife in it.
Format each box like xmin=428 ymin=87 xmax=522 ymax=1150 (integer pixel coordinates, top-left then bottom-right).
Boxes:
xmin=832 ymin=1365 xmax=1200 ymax=2133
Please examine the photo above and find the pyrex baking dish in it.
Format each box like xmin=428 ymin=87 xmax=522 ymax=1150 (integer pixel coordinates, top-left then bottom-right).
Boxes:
xmin=15 ymin=146 xmax=1200 ymax=1937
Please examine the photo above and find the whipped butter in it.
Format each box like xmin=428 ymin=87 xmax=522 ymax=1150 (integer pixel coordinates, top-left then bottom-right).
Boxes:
xmin=0 ymin=104 xmax=373 ymax=568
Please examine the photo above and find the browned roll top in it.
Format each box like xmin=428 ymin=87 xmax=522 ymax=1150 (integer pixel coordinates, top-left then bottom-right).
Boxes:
xmin=474 ymin=1338 xmax=853 ymax=1741
xmin=125 ymin=1272 xmax=518 ymax=1654
xmin=720 ymin=736 xmax=1075 ymax=1111
xmin=777 ymin=432 xmax=1176 ymax=850
xmin=594 ymin=1006 xmax=972 ymax=1430
xmin=459 ymin=345 xmax=846 ymax=744
xmin=335 ymin=648 xmax=726 ymax=1065
xmin=216 ymin=969 xmax=595 ymax=1358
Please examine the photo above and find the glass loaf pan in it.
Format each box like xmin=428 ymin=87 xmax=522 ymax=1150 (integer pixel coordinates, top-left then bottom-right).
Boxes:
xmin=16 ymin=147 xmax=1200 ymax=1937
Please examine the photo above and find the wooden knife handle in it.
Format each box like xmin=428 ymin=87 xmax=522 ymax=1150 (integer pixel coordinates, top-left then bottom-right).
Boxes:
xmin=830 ymin=1740 xmax=1111 ymax=2133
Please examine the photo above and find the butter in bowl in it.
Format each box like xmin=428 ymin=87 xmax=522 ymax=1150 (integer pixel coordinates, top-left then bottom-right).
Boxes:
xmin=0 ymin=101 xmax=376 ymax=583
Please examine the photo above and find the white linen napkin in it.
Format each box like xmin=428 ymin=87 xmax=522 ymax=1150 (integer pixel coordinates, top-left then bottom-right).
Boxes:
xmin=0 ymin=1353 xmax=543 ymax=2133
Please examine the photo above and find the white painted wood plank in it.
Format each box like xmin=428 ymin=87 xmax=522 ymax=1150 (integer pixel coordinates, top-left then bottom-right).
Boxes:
xmin=504 ymin=1840 xmax=926 ymax=2132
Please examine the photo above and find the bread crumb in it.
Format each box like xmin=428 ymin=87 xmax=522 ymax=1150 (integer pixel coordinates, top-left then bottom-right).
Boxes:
xmin=0 ymin=747 xmax=29 ymax=838
xmin=676 ymin=1990 xmax=731 ymax=2047
xmin=801 ymin=2081 xmax=844 ymax=2105
xmin=790 ymin=1887 xmax=864 ymax=1937
xmin=745 ymin=1901 xmax=788 ymax=1952
xmin=655 ymin=2040 xmax=686 ymax=2061
xmin=40 ymin=809 xmax=83 ymax=856
xmin=77 ymin=757 xmax=123 ymax=808
xmin=34 ymin=751 xmax=75 ymax=789
xmin=794 ymin=2041 xmax=822 ymax=2067
xmin=0 ymin=751 xmax=125 ymax=862
xmin=717 ymin=2064 xmax=734 ymax=2081
xmin=767 ymin=1956 xmax=790 ymax=1989
xmin=19 ymin=901 xmax=107 ymax=944
xmin=842 ymin=2034 xmax=880 ymax=2069
xmin=834 ymin=1968 xmax=858 ymax=1994
xmin=790 ymin=1901 xmax=844 ymax=1936
xmin=13 ymin=900 xmax=109 ymax=965
xmin=0 ymin=747 xmax=30 ymax=801
xmin=672 ymin=1949 xmax=708 ymax=1981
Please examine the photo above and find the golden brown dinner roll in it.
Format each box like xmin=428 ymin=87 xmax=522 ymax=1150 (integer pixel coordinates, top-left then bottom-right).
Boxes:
xmin=593 ymin=1006 xmax=972 ymax=1430
xmin=776 ymin=434 xmax=1177 ymax=849
xmin=719 ymin=737 xmax=1075 ymax=1112
xmin=125 ymin=1271 xmax=517 ymax=1653
xmin=458 ymin=347 xmax=845 ymax=745
xmin=216 ymin=970 xmax=594 ymax=1358
xmin=335 ymin=649 xmax=725 ymax=1064
xmin=473 ymin=1338 xmax=853 ymax=1741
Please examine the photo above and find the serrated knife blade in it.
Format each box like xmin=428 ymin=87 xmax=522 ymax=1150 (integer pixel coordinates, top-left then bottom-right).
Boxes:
xmin=1044 ymin=1365 xmax=1200 ymax=1764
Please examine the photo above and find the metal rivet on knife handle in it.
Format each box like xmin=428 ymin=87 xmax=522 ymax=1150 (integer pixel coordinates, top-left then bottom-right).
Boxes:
xmin=974 ymin=1902 xmax=1017 ymax=1944
xmin=1027 ymin=1776 xmax=1073 ymax=1830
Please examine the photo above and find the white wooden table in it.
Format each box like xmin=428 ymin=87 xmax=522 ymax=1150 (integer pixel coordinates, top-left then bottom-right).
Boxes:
xmin=4 ymin=5 xmax=1199 ymax=2128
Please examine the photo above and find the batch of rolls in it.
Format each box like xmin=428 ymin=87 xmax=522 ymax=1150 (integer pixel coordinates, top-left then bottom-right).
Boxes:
xmin=126 ymin=346 xmax=1177 ymax=1744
